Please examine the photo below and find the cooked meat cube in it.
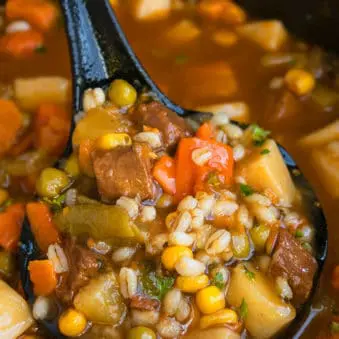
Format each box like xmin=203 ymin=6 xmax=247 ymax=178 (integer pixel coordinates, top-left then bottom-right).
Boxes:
xmin=269 ymin=229 xmax=318 ymax=305
xmin=92 ymin=143 xmax=156 ymax=201
xmin=130 ymin=295 xmax=160 ymax=311
xmin=56 ymin=239 xmax=100 ymax=304
xmin=131 ymin=101 xmax=191 ymax=150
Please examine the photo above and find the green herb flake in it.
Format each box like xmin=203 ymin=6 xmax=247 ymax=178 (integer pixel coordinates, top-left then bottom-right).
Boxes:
xmin=244 ymin=265 xmax=255 ymax=280
xmin=239 ymin=298 xmax=248 ymax=320
xmin=240 ymin=183 xmax=254 ymax=197
xmin=35 ymin=45 xmax=47 ymax=54
xmin=260 ymin=149 xmax=270 ymax=155
xmin=42 ymin=193 xmax=66 ymax=212
xmin=295 ymin=230 xmax=304 ymax=238
xmin=140 ymin=262 xmax=175 ymax=301
xmin=175 ymin=54 xmax=189 ymax=65
xmin=0 ymin=199 xmax=13 ymax=212
xmin=331 ymin=321 xmax=339 ymax=333
xmin=250 ymin=124 xmax=271 ymax=147
xmin=211 ymin=272 xmax=225 ymax=290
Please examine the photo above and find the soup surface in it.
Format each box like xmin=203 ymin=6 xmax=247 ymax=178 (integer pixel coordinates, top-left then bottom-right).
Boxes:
xmin=0 ymin=0 xmax=338 ymax=338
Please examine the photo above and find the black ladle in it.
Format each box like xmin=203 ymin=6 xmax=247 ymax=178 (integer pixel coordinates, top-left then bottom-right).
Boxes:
xmin=18 ymin=0 xmax=327 ymax=337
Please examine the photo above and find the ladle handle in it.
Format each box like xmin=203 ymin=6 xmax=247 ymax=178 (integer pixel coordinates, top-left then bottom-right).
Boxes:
xmin=60 ymin=0 xmax=186 ymax=115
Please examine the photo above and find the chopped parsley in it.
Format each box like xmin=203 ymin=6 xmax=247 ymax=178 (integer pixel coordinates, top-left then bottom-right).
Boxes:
xmin=331 ymin=321 xmax=339 ymax=333
xmin=244 ymin=265 xmax=255 ymax=280
xmin=175 ymin=54 xmax=189 ymax=65
xmin=0 ymin=199 xmax=13 ymax=212
xmin=35 ymin=45 xmax=47 ymax=54
xmin=207 ymin=171 xmax=221 ymax=187
xmin=260 ymin=148 xmax=270 ymax=155
xmin=239 ymin=298 xmax=248 ymax=320
xmin=295 ymin=229 xmax=304 ymax=238
xmin=211 ymin=272 xmax=225 ymax=290
xmin=240 ymin=183 xmax=254 ymax=197
xmin=42 ymin=193 xmax=66 ymax=212
xmin=250 ymin=124 xmax=271 ymax=147
xmin=140 ymin=261 xmax=175 ymax=301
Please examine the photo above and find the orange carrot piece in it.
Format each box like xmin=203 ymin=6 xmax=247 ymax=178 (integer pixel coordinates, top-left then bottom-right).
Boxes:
xmin=28 ymin=260 xmax=57 ymax=296
xmin=34 ymin=103 xmax=70 ymax=156
xmin=0 ymin=99 xmax=23 ymax=158
xmin=0 ymin=203 xmax=25 ymax=252
xmin=6 ymin=0 xmax=58 ymax=31
xmin=78 ymin=139 xmax=95 ymax=177
xmin=0 ymin=30 xmax=44 ymax=58
xmin=196 ymin=122 xmax=215 ymax=140
xmin=8 ymin=132 xmax=34 ymax=156
xmin=152 ymin=155 xmax=176 ymax=195
xmin=26 ymin=202 xmax=60 ymax=252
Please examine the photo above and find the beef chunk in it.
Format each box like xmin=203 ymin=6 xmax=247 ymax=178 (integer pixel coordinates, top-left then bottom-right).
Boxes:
xmin=131 ymin=102 xmax=191 ymax=150
xmin=56 ymin=239 xmax=100 ymax=304
xmin=130 ymin=295 xmax=160 ymax=311
xmin=269 ymin=229 xmax=318 ymax=305
xmin=92 ymin=143 xmax=155 ymax=201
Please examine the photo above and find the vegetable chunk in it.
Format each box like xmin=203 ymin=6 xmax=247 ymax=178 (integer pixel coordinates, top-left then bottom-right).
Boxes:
xmin=237 ymin=20 xmax=288 ymax=51
xmin=0 ymin=280 xmax=33 ymax=338
xmin=166 ymin=20 xmax=201 ymax=44
xmin=74 ymin=272 xmax=126 ymax=325
xmin=130 ymin=0 xmax=171 ymax=20
xmin=236 ymin=139 xmax=296 ymax=205
xmin=227 ymin=263 xmax=296 ymax=338
xmin=183 ymin=327 xmax=240 ymax=339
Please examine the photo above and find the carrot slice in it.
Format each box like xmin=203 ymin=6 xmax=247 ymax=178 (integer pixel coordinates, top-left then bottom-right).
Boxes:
xmin=0 ymin=99 xmax=23 ymax=158
xmin=0 ymin=203 xmax=25 ymax=252
xmin=6 ymin=0 xmax=58 ymax=31
xmin=196 ymin=122 xmax=215 ymax=140
xmin=28 ymin=260 xmax=57 ymax=296
xmin=0 ymin=30 xmax=44 ymax=58
xmin=78 ymin=139 xmax=95 ymax=177
xmin=34 ymin=103 xmax=70 ymax=156
xmin=153 ymin=155 xmax=176 ymax=195
xmin=26 ymin=202 xmax=60 ymax=252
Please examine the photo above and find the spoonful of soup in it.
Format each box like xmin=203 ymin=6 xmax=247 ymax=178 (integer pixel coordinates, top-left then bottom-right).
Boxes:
xmin=18 ymin=1 xmax=327 ymax=338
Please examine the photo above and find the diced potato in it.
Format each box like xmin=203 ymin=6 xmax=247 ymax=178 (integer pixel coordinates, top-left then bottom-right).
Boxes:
xmin=130 ymin=0 xmax=171 ymax=20
xmin=74 ymin=272 xmax=126 ymax=325
xmin=237 ymin=20 xmax=288 ymax=52
xmin=72 ymin=106 xmax=132 ymax=146
xmin=183 ymin=327 xmax=240 ymax=339
xmin=311 ymin=146 xmax=339 ymax=198
xmin=166 ymin=20 xmax=201 ymax=44
xmin=227 ymin=263 xmax=296 ymax=338
xmin=212 ymin=30 xmax=239 ymax=47
xmin=236 ymin=139 xmax=296 ymax=205
xmin=196 ymin=102 xmax=249 ymax=123
xmin=14 ymin=77 xmax=70 ymax=111
xmin=0 ymin=280 xmax=33 ymax=338
xmin=299 ymin=120 xmax=339 ymax=148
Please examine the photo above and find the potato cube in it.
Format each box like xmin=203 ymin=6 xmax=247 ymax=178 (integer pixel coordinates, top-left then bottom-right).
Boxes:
xmin=166 ymin=20 xmax=201 ymax=44
xmin=227 ymin=263 xmax=296 ymax=338
xmin=236 ymin=139 xmax=296 ymax=205
xmin=237 ymin=20 xmax=288 ymax=52
xmin=131 ymin=0 xmax=171 ymax=20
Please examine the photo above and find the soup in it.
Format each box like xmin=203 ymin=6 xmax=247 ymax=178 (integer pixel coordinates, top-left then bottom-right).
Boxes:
xmin=0 ymin=0 xmax=338 ymax=338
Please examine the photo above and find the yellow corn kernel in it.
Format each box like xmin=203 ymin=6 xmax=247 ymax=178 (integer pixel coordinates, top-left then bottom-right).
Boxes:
xmin=212 ymin=30 xmax=238 ymax=47
xmin=64 ymin=153 xmax=80 ymax=178
xmin=95 ymin=133 xmax=132 ymax=150
xmin=161 ymin=246 xmax=193 ymax=271
xmin=59 ymin=308 xmax=87 ymax=337
xmin=284 ymin=69 xmax=315 ymax=96
xmin=200 ymin=308 xmax=239 ymax=329
xmin=0 ymin=188 xmax=9 ymax=205
xmin=175 ymin=274 xmax=209 ymax=293
xmin=196 ymin=286 xmax=225 ymax=314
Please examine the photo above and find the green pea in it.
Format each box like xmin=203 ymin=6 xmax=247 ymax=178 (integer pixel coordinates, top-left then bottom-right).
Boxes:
xmin=250 ymin=224 xmax=270 ymax=252
xmin=0 ymin=251 xmax=15 ymax=278
xmin=36 ymin=168 xmax=70 ymax=198
xmin=64 ymin=153 xmax=80 ymax=178
xmin=127 ymin=326 xmax=156 ymax=339
xmin=108 ymin=79 xmax=137 ymax=107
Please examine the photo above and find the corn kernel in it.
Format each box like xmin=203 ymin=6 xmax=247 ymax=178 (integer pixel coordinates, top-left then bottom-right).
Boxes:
xmin=212 ymin=30 xmax=238 ymax=47
xmin=284 ymin=69 xmax=315 ymax=96
xmin=59 ymin=308 xmax=87 ymax=337
xmin=175 ymin=274 xmax=209 ymax=293
xmin=196 ymin=286 xmax=225 ymax=314
xmin=0 ymin=188 xmax=9 ymax=205
xmin=161 ymin=246 xmax=193 ymax=271
xmin=200 ymin=308 xmax=238 ymax=329
xmin=95 ymin=133 xmax=132 ymax=150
